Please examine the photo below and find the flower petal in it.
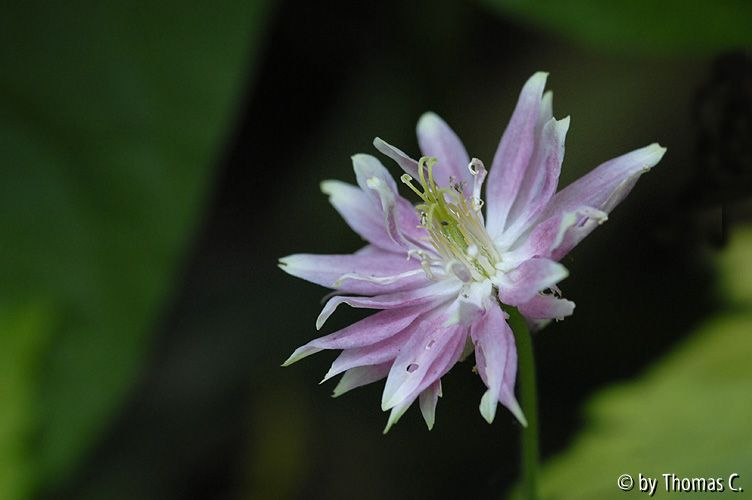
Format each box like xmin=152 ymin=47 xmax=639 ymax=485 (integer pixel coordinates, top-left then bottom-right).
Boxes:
xmin=321 ymin=180 xmax=403 ymax=252
xmin=332 ymin=363 xmax=391 ymax=397
xmin=501 ymin=206 xmax=606 ymax=265
xmin=381 ymin=315 xmax=464 ymax=411
xmin=442 ymin=280 xmax=493 ymax=326
xmin=495 ymin=257 xmax=569 ymax=306
xmin=419 ymin=380 xmax=442 ymax=430
xmin=316 ymin=279 xmax=460 ymax=330
xmin=502 ymin=116 xmax=570 ymax=240
xmin=278 ymin=252 xmax=427 ymax=295
xmin=539 ymin=143 xmax=666 ymax=258
xmin=485 ymin=72 xmax=549 ymax=237
xmin=382 ymin=324 xmax=466 ymax=433
xmin=353 ymin=154 xmax=428 ymax=249
xmin=518 ymin=294 xmax=575 ymax=320
xmin=471 ymin=305 xmax=516 ymax=423
xmin=282 ymin=306 xmax=425 ymax=366
xmin=322 ymin=321 xmax=417 ymax=382
xmin=373 ymin=137 xmax=420 ymax=178
xmin=416 ymin=112 xmax=472 ymax=192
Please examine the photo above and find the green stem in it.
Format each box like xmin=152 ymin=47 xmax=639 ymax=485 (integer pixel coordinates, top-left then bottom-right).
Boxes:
xmin=507 ymin=307 xmax=539 ymax=500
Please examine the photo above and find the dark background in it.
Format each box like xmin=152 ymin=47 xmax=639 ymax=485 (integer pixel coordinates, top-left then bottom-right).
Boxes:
xmin=2 ymin=1 xmax=751 ymax=499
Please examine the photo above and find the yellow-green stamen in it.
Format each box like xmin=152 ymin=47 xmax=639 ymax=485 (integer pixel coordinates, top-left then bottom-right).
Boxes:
xmin=400 ymin=157 xmax=500 ymax=281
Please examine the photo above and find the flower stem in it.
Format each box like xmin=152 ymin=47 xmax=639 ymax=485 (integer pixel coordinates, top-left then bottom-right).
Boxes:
xmin=507 ymin=307 xmax=539 ymax=500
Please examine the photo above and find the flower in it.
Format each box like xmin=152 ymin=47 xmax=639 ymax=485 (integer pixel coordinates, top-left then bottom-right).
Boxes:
xmin=280 ymin=72 xmax=666 ymax=432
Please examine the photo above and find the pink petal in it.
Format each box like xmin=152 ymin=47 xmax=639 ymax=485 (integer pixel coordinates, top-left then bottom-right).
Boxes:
xmin=419 ymin=379 xmax=442 ymax=430
xmin=278 ymin=252 xmax=427 ymax=295
xmin=545 ymin=143 xmax=666 ymax=216
xmin=537 ymin=143 xmax=666 ymax=258
xmin=416 ymin=112 xmax=472 ymax=192
xmin=518 ymin=294 xmax=575 ymax=319
xmin=321 ymin=180 xmax=403 ymax=252
xmin=495 ymin=257 xmax=569 ymax=306
xmin=485 ymin=72 xmax=549 ymax=237
xmin=282 ymin=306 xmax=425 ymax=366
xmin=500 ymin=210 xmax=577 ymax=263
xmin=382 ymin=323 xmax=466 ymax=432
xmin=471 ymin=305 xmax=516 ymax=423
xmin=353 ymin=154 xmax=430 ymax=250
xmin=380 ymin=314 xmax=465 ymax=411
xmin=316 ymin=279 xmax=460 ymax=329
xmin=322 ymin=322 xmax=417 ymax=382
xmin=332 ymin=363 xmax=391 ymax=397
xmin=373 ymin=137 xmax=420 ymax=178
xmin=502 ymin=116 xmax=570 ymax=240
xmin=549 ymin=207 xmax=609 ymax=261
xmin=502 ymin=206 xmax=606 ymax=264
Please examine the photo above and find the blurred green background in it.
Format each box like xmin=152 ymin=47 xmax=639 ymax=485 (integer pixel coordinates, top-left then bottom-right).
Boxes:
xmin=1 ymin=1 xmax=751 ymax=499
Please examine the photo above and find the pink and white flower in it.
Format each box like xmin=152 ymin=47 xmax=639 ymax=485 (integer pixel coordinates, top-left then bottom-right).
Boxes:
xmin=280 ymin=72 xmax=665 ymax=432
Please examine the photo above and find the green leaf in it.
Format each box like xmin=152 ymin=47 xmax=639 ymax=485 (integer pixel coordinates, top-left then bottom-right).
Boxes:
xmin=0 ymin=303 xmax=55 ymax=500
xmin=481 ymin=0 xmax=752 ymax=55
xmin=0 ymin=1 xmax=271 ymax=495
xmin=510 ymin=227 xmax=752 ymax=499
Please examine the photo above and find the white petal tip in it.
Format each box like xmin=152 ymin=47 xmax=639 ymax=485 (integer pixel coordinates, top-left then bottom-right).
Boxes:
xmin=319 ymin=369 xmax=337 ymax=385
xmin=281 ymin=346 xmax=321 ymax=367
xmin=643 ymin=143 xmax=668 ymax=166
xmin=529 ymin=71 xmax=549 ymax=84
xmin=480 ymin=391 xmax=498 ymax=424
xmin=418 ymin=111 xmax=440 ymax=123
xmin=506 ymin=397 xmax=528 ymax=427
xmin=320 ymin=180 xmax=337 ymax=195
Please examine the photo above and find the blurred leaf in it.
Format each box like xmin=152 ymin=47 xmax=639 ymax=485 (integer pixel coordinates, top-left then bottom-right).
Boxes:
xmin=482 ymin=0 xmax=752 ymax=55
xmin=510 ymin=227 xmax=752 ymax=499
xmin=0 ymin=303 xmax=55 ymax=500
xmin=0 ymin=0 xmax=271 ymax=495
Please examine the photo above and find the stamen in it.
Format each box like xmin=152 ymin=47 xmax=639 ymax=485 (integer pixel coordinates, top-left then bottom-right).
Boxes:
xmin=407 ymin=156 xmax=500 ymax=282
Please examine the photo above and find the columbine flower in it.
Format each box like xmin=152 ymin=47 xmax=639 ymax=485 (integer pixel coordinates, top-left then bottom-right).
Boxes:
xmin=280 ymin=72 xmax=665 ymax=432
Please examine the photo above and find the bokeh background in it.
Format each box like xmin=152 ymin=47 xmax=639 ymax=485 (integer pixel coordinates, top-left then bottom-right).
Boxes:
xmin=2 ymin=1 xmax=751 ymax=499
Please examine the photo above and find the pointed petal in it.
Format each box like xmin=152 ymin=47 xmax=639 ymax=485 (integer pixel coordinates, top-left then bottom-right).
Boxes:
xmin=373 ymin=137 xmax=420 ymax=178
xmin=500 ymin=386 xmax=527 ymax=427
xmin=419 ymin=380 xmax=442 ymax=430
xmin=537 ymin=90 xmax=554 ymax=131
xmin=518 ymin=294 xmax=575 ymax=320
xmin=485 ymin=72 xmax=549 ymax=237
xmin=332 ymin=363 xmax=391 ymax=397
xmin=503 ymin=116 xmax=570 ymax=239
xmin=322 ymin=322 xmax=416 ymax=382
xmin=352 ymin=153 xmax=399 ymax=194
xmin=545 ymin=143 xmax=666 ymax=216
xmin=321 ymin=180 xmax=403 ymax=252
xmin=278 ymin=252 xmax=427 ymax=295
xmin=282 ymin=306 xmax=425 ymax=366
xmin=316 ymin=279 xmax=460 ymax=329
xmin=381 ymin=316 xmax=464 ymax=411
xmin=416 ymin=112 xmax=472 ymax=192
xmin=352 ymin=154 xmax=429 ymax=249
xmin=471 ymin=305 xmax=512 ymax=423
xmin=539 ymin=143 xmax=666 ymax=258
xmin=495 ymin=257 xmax=569 ymax=306
xmin=501 ymin=206 xmax=607 ymax=265
xmin=382 ymin=325 xmax=466 ymax=433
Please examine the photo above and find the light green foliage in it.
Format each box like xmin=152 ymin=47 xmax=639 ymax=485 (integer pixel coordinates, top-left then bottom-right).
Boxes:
xmin=0 ymin=1 xmax=270 ymax=496
xmin=482 ymin=0 xmax=752 ymax=55
xmin=512 ymin=227 xmax=752 ymax=499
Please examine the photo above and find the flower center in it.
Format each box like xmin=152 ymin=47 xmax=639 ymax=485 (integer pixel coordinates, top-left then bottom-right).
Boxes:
xmin=401 ymin=157 xmax=500 ymax=282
